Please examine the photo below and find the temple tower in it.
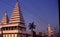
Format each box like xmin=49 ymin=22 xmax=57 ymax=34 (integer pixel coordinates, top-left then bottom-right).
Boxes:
xmin=1 ymin=12 xmax=9 ymax=25
xmin=47 ymin=24 xmax=53 ymax=37
xmin=0 ymin=0 xmax=26 ymax=37
xmin=47 ymin=24 xmax=51 ymax=37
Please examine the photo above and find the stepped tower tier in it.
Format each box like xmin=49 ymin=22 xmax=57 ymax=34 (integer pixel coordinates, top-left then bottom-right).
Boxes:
xmin=9 ymin=1 xmax=24 ymax=24
xmin=1 ymin=12 xmax=9 ymax=25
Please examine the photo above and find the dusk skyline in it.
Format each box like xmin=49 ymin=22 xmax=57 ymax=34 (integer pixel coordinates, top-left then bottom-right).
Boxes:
xmin=0 ymin=0 xmax=59 ymax=34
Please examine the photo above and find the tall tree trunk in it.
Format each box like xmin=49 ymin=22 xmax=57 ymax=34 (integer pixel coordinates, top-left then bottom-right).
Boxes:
xmin=31 ymin=29 xmax=33 ymax=37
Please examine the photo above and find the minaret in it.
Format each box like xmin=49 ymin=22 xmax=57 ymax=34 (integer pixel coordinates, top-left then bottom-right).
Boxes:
xmin=1 ymin=12 xmax=9 ymax=25
xmin=47 ymin=24 xmax=51 ymax=37
xmin=9 ymin=0 xmax=24 ymax=24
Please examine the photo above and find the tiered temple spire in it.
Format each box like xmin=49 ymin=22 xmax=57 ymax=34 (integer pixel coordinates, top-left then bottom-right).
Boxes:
xmin=1 ymin=12 xmax=9 ymax=25
xmin=9 ymin=1 xmax=24 ymax=24
xmin=47 ymin=24 xmax=51 ymax=36
xmin=47 ymin=24 xmax=54 ymax=37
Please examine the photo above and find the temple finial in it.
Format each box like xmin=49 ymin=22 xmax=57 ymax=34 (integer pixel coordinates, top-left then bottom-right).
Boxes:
xmin=5 ymin=10 xmax=8 ymax=15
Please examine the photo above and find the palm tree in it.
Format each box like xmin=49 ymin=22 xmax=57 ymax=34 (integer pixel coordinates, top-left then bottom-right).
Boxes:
xmin=28 ymin=22 xmax=36 ymax=37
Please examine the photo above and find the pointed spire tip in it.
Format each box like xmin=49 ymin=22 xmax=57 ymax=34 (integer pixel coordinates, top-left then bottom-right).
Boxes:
xmin=5 ymin=11 xmax=8 ymax=16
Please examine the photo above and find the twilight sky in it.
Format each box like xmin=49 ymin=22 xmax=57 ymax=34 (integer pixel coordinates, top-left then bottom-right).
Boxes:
xmin=0 ymin=0 xmax=59 ymax=34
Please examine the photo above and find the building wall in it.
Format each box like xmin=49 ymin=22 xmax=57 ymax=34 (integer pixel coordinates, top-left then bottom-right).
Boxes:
xmin=3 ymin=34 xmax=17 ymax=37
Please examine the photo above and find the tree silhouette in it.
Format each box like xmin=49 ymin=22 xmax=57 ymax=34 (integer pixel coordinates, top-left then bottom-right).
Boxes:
xmin=28 ymin=22 xmax=36 ymax=37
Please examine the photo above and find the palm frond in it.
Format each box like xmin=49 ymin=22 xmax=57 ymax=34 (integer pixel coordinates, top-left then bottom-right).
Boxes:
xmin=28 ymin=22 xmax=36 ymax=29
